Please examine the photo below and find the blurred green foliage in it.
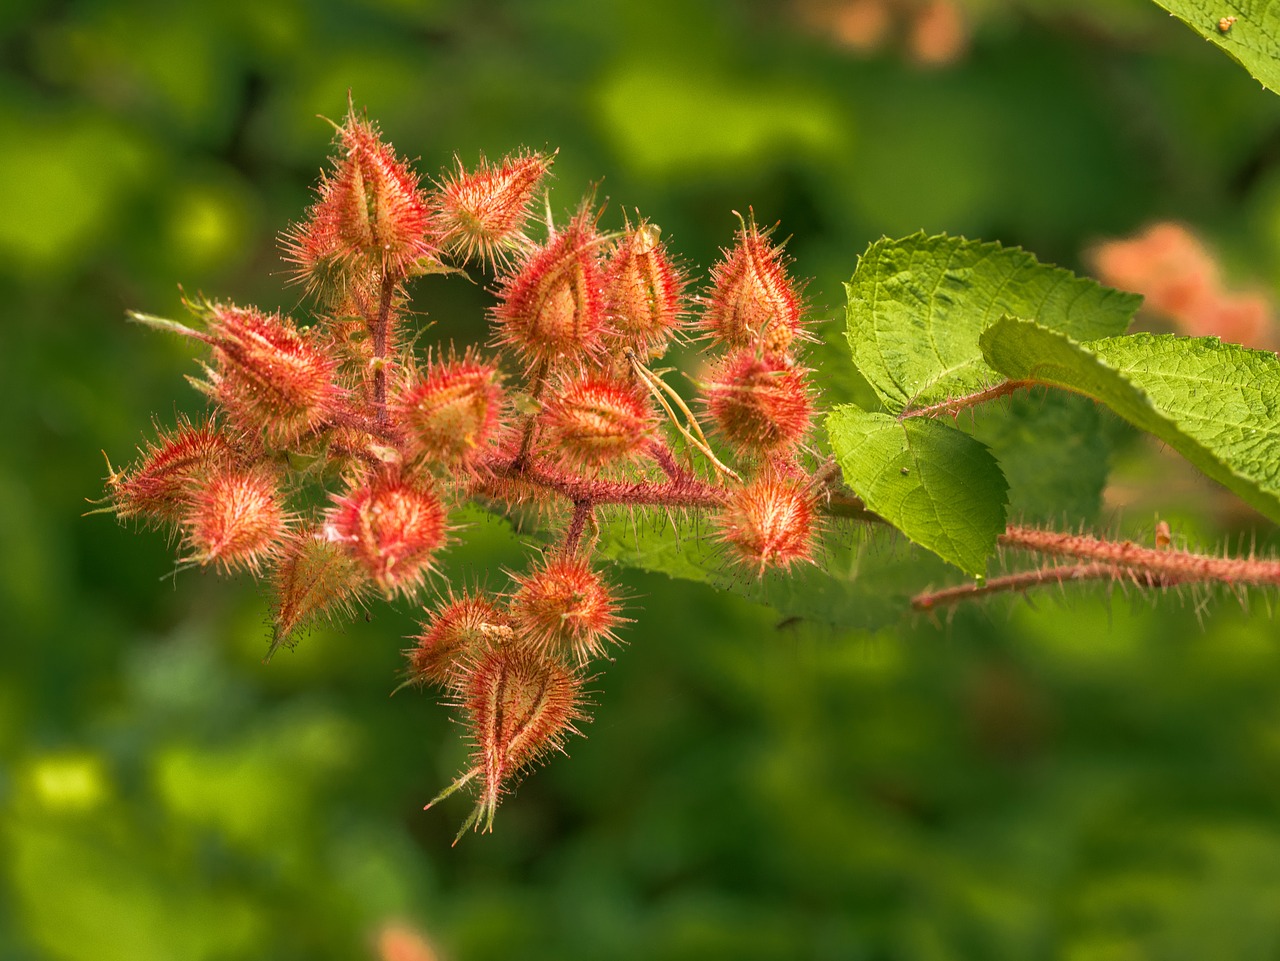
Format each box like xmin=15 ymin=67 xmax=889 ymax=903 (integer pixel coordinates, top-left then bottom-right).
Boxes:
xmin=5 ymin=0 xmax=1280 ymax=958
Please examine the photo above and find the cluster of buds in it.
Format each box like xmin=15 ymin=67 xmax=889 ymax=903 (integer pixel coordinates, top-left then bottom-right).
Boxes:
xmin=102 ymin=102 xmax=826 ymax=838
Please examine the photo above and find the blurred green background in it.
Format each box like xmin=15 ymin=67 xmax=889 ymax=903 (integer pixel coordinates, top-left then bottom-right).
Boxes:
xmin=6 ymin=0 xmax=1280 ymax=958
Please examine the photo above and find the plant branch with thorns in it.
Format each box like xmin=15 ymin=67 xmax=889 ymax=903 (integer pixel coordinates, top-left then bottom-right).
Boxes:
xmin=100 ymin=102 xmax=1280 ymax=840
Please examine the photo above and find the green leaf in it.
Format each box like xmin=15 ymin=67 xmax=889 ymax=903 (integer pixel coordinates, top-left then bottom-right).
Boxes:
xmin=971 ymin=390 xmax=1116 ymax=525
xmin=981 ymin=318 xmax=1280 ymax=523
xmin=825 ymin=406 xmax=1008 ymax=575
xmin=1150 ymin=1 xmax=1280 ymax=93
xmin=845 ymin=234 xmax=1140 ymax=413
xmin=593 ymin=511 xmax=951 ymax=631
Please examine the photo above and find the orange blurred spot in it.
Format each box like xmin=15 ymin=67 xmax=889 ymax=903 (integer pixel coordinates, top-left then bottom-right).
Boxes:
xmin=794 ymin=0 xmax=968 ymax=66
xmin=376 ymin=923 xmax=440 ymax=961
xmin=909 ymin=0 xmax=968 ymax=66
xmin=1088 ymin=222 xmax=1276 ymax=350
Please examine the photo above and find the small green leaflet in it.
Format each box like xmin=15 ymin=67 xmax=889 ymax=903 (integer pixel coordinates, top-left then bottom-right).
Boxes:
xmin=1150 ymin=1 xmax=1280 ymax=94
xmin=845 ymin=234 xmax=1140 ymax=413
xmin=826 ymin=407 xmax=1008 ymax=575
xmin=981 ymin=318 xmax=1280 ymax=524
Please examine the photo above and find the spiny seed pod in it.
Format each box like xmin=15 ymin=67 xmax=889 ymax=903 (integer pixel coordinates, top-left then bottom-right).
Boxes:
xmin=108 ymin=417 xmax=233 ymax=526
xmin=539 ymin=374 xmax=655 ymax=471
xmin=435 ymin=150 xmax=553 ymax=268
xmin=603 ymin=219 xmax=686 ymax=357
xmin=323 ymin=474 xmax=447 ymax=598
xmin=716 ymin=473 xmax=817 ymax=576
xmin=703 ymin=349 xmax=814 ymax=455
xmin=283 ymin=106 xmax=437 ymax=291
xmin=700 ymin=218 xmax=805 ymax=355
xmin=451 ymin=644 xmax=586 ymax=834
xmin=408 ymin=590 xmax=514 ymax=688
xmin=181 ymin=465 xmax=288 ymax=574
xmin=199 ymin=303 xmax=341 ymax=446
xmin=393 ymin=354 xmax=504 ymax=466
xmin=508 ymin=553 xmax=622 ymax=663
xmin=491 ymin=209 xmax=606 ymax=369
xmin=271 ymin=526 xmax=370 ymax=647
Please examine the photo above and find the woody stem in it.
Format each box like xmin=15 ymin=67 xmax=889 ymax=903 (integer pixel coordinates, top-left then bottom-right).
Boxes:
xmin=371 ymin=268 xmax=399 ymax=428
xmin=513 ymin=357 xmax=551 ymax=471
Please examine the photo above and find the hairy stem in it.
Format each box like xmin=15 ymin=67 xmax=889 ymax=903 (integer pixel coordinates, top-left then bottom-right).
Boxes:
xmin=513 ymin=357 xmax=551 ymax=471
xmin=481 ymin=457 xmax=731 ymax=510
xmin=323 ymin=408 xmax=398 ymax=442
xmin=646 ymin=438 xmax=692 ymax=483
xmin=899 ymin=380 xmax=1031 ymax=420
xmin=563 ymin=500 xmax=594 ymax=555
xmin=371 ymin=269 xmax=400 ymax=428
xmin=1001 ymin=526 xmax=1280 ymax=586
xmin=911 ymin=563 xmax=1175 ymax=611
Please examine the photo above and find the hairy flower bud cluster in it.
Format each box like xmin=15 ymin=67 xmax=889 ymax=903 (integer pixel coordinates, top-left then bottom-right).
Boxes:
xmin=284 ymin=105 xmax=438 ymax=289
xmin=603 ymin=220 xmax=686 ymax=358
xmin=436 ymin=151 xmax=552 ymax=267
xmin=323 ymin=474 xmax=448 ymax=598
xmin=393 ymin=352 xmax=505 ymax=467
xmin=106 ymin=417 xmax=289 ymax=575
xmin=715 ymin=471 xmax=818 ymax=576
xmin=699 ymin=216 xmax=807 ymax=354
xmin=492 ymin=208 xmax=607 ymax=369
xmin=690 ymin=217 xmax=821 ymax=574
xmin=539 ymin=374 xmax=655 ymax=472
xmin=105 ymin=104 xmax=827 ymax=838
xmin=449 ymin=644 xmax=585 ymax=835
xmin=198 ymin=302 xmax=343 ymax=446
xmin=409 ymin=554 xmax=617 ymax=835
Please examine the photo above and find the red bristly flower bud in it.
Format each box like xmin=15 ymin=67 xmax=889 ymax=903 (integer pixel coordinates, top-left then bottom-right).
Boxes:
xmin=408 ymin=590 xmax=514 ymax=688
xmin=715 ymin=472 xmax=818 ymax=576
xmin=603 ymin=219 xmax=686 ymax=357
xmin=539 ymin=374 xmax=655 ymax=471
xmin=108 ymin=417 xmax=233 ymax=526
xmin=323 ymin=474 xmax=448 ymax=598
xmin=491 ymin=208 xmax=606 ymax=369
xmin=699 ymin=217 xmax=806 ymax=355
xmin=508 ymin=553 xmax=622 ymax=663
xmin=271 ymin=525 xmax=371 ymax=647
xmin=283 ymin=107 xmax=437 ymax=290
xmin=453 ymin=644 xmax=586 ymax=833
xmin=702 ymin=348 xmax=814 ymax=455
xmin=435 ymin=150 xmax=553 ymax=268
xmin=392 ymin=354 xmax=505 ymax=467
xmin=198 ymin=303 xmax=342 ymax=446
xmin=181 ymin=464 xmax=288 ymax=574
